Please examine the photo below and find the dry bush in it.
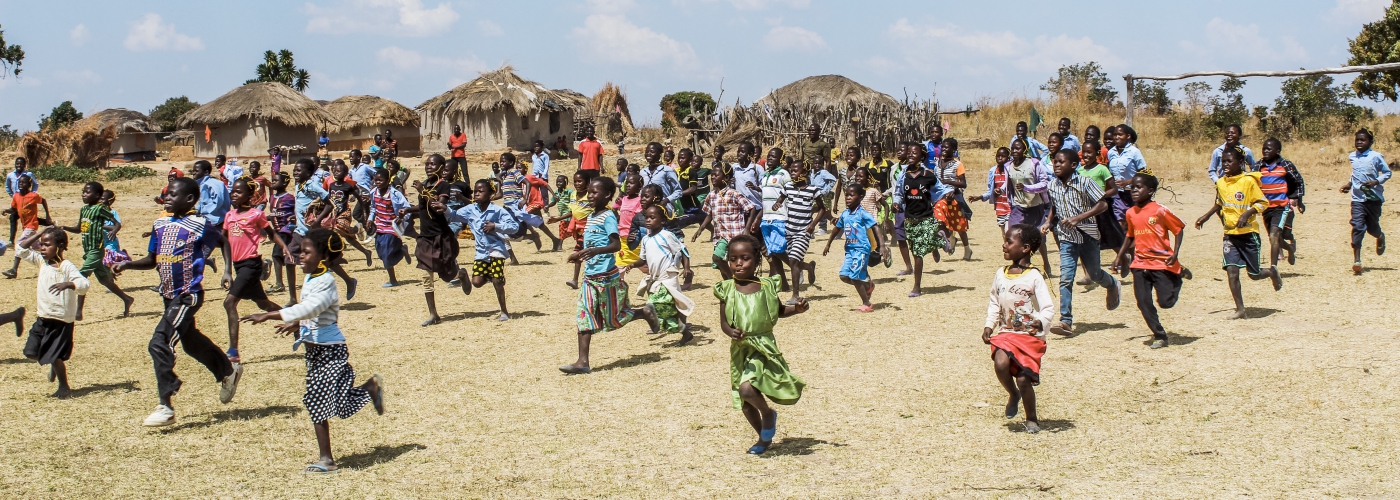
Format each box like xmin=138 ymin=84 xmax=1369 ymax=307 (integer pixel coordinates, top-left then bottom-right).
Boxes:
xmin=16 ymin=120 xmax=117 ymax=168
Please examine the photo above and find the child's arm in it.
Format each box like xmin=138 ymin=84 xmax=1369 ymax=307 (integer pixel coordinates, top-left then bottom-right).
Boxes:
xmin=821 ymin=221 xmax=840 ymax=256
xmin=1110 ymin=235 xmax=1135 ymax=273
xmin=805 ymin=197 xmax=826 ymax=235
xmin=872 ymin=223 xmax=891 ymax=259
xmin=691 ymin=213 xmax=712 ymax=242
xmin=744 ymin=207 xmax=762 ymax=235
xmin=264 ymin=226 xmax=291 ymax=258
xmin=569 ymin=233 xmax=621 ymax=263
xmin=717 ymin=299 xmax=743 ymax=340
xmin=113 ymin=253 xmax=156 ymax=273
xmin=41 ymin=200 xmax=50 ymax=224
xmin=983 ymin=275 xmax=1000 ymax=344
xmin=1167 ymin=229 xmax=1186 ymax=267
xmin=1060 ymin=198 xmax=1109 ymax=229
xmin=1039 ymin=205 xmax=1055 ymax=234
xmin=777 ymin=298 xmax=810 ymax=318
xmin=1194 ymin=201 xmax=1223 ymax=230
xmin=52 ymin=262 xmax=91 ymax=297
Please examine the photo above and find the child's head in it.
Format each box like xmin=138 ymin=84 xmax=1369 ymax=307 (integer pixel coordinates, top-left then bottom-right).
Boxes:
xmin=299 ymin=228 xmax=342 ymax=274
xmin=1356 ymin=128 xmax=1374 ymax=152
xmin=787 ymin=159 xmax=809 ymax=182
xmin=100 ymin=189 xmax=116 ymax=207
xmin=1262 ymin=137 xmax=1282 ymax=161
xmin=293 ymin=158 xmax=315 ymax=182
xmin=17 ymin=174 xmax=33 ymax=194
xmin=13 ymin=157 xmax=26 ymax=172
xmin=555 ymin=174 xmax=569 ymax=190
xmin=500 ymin=152 xmax=517 ymax=170
xmin=615 ymin=157 xmax=629 ymax=173
xmin=587 ymin=176 xmax=617 ymax=210
xmin=844 ymin=146 xmax=859 ymax=165
xmin=844 ymin=184 xmax=863 ymax=210
xmin=853 ymin=166 xmax=870 ymax=187
xmin=1047 ymin=132 xmax=1064 ymax=153
xmin=870 ymin=142 xmax=883 ymax=158
xmin=1222 ymin=146 xmax=1247 ymax=176
xmin=1130 ymin=171 xmax=1158 ymax=206
xmin=1082 ymin=141 xmax=1100 ymax=166
xmin=247 ymin=160 xmax=262 ymax=177
xmin=386 ymin=159 xmax=401 ymax=174
xmin=373 ymin=168 xmax=391 ymax=190
xmin=1058 ymin=117 xmax=1072 ymax=136
xmin=230 ymin=178 xmax=253 ymax=208
xmin=736 ymin=141 xmax=755 ymax=162
xmin=36 ymin=227 xmax=68 ymax=262
xmin=532 ymin=140 xmax=545 ymax=154
xmin=1224 ymin=124 xmax=1242 ymax=144
xmin=640 ymin=183 xmax=665 ymax=207
xmin=677 ymin=148 xmax=693 ymax=168
xmin=645 ymin=142 xmax=663 ymax=165
xmin=1003 ymin=224 xmax=1042 ymax=264
xmin=350 ymin=149 xmax=362 ymax=163
xmin=1010 ymin=138 xmax=1027 ymax=159
xmin=709 ymin=168 xmax=728 ymax=189
xmin=165 ymin=177 xmax=199 ymax=215
xmin=332 ymin=161 xmax=348 ymax=182
xmin=995 ymin=147 xmax=1011 ymax=165
xmin=472 ymin=179 xmax=495 ymax=204
xmin=623 ymin=172 xmax=643 ymax=196
xmin=663 ymin=149 xmax=675 ymax=164
xmin=1015 ymin=121 xmax=1029 ymax=137
xmin=271 ymin=171 xmax=290 ymax=192
xmin=940 ymin=138 xmax=958 ymax=161
xmin=373 ymin=133 xmax=383 ymax=143
xmin=642 ymin=205 xmax=668 ymax=233
xmin=895 ymin=142 xmax=909 ymax=163
xmin=573 ymin=169 xmax=594 ymax=192
xmin=725 ymin=234 xmax=762 ymax=279
xmin=81 ymin=182 xmax=104 ymax=205
xmin=626 ymin=163 xmax=640 ymax=175
xmin=192 ymin=160 xmax=213 ymax=178
xmin=1085 ymin=125 xmax=1101 ymax=143
xmin=215 ymin=154 xmax=227 ymax=167
xmin=1052 ymin=149 xmax=1080 ymax=178
xmin=426 ymin=154 xmax=446 ymax=177
xmin=766 ymin=147 xmax=783 ymax=167
xmin=928 ymin=123 xmax=944 ymax=144
xmin=1102 ymin=126 xmax=1117 ymax=147
xmin=1115 ymin=124 xmax=1138 ymax=145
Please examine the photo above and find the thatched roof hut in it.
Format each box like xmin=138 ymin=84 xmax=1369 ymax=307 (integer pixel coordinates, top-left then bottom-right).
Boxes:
xmin=591 ymin=82 xmax=635 ymax=143
xmin=417 ymin=65 xmax=582 ymax=153
xmin=179 ymin=82 xmax=337 ymax=159
xmin=75 ymin=108 xmax=162 ymax=161
xmin=755 ymin=75 xmax=900 ymax=109
xmin=325 ymin=95 xmax=422 ymax=154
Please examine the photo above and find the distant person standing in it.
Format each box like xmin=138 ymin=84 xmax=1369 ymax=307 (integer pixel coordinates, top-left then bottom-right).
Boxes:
xmin=316 ymin=130 xmax=330 ymax=163
xmin=1057 ymin=118 xmax=1081 ymax=152
xmin=382 ymin=129 xmax=399 ymax=160
xmin=448 ymin=125 xmax=469 ymax=184
xmin=578 ymin=125 xmax=604 ymax=172
xmin=1207 ymin=124 xmax=1255 ymax=183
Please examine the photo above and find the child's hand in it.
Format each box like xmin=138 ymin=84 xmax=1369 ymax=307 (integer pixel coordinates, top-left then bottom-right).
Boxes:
xmin=723 ymin=326 xmax=744 ymax=340
xmin=567 ymin=249 xmax=587 ymax=263
xmin=821 ymin=242 xmax=831 ymax=256
xmin=482 ymin=222 xmax=496 ymax=233
xmin=1164 ymin=253 xmax=1178 ymax=267
xmin=1234 ymin=216 xmax=1251 ymax=229
xmin=1193 ymin=217 xmax=1207 ymax=230
xmin=273 ymin=322 xmax=299 ymax=336
xmin=1340 ymin=184 xmax=1351 ymax=193
xmin=222 ymin=272 xmax=233 ymax=290
xmin=791 ymin=298 xmax=810 ymax=314
xmin=982 ymin=327 xmax=993 ymax=345
xmin=240 ymin=312 xmax=278 ymax=325
xmin=1364 ymin=180 xmax=1381 ymax=188
xmin=48 ymin=282 xmax=75 ymax=295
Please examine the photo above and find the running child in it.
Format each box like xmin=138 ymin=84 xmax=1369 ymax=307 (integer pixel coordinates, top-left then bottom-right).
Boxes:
xmin=1339 ymin=128 xmax=1389 ymax=274
xmin=970 ymin=147 xmax=1013 ymax=234
xmin=241 ymin=227 xmax=384 ymax=475
xmin=408 ymin=154 xmax=460 ymax=326
xmin=4 ymin=175 xmax=49 ymax=278
xmin=983 ymin=224 xmax=1055 ymax=434
xmin=773 ymin=159 xmax=823 ymax=304
xmin=896 ymin=146 xmax=952 ymax=297
xmin=714 ymin=234 xmax=807 ymax=454
xmin=62 ymin=182 xmax=135 ymax=319
xmin=289 ymin=159 xmax=358 ymax=302
xmin=823 ymin=183 xmax=890 ymax=312
xmin=627 ymin=205 xmax=696 ymax=343
xmin=370 ymin=168 xmax=410 ymax=287
xmin=1004 ymin=139 xmax=1053 ymax=273
xmin=266 ymin=171 xmax=296 ymax=295
xmin=694 ymin=169 xmax=760 ymax=281
xmin=222 ymin=178 xmax=290 ymax=363
xmin=1042 ymin=149 xmax=1122 ymax=335
xmin=853 ymin=167 xmax=893 ymax=269
xmin=759 ymin=148 xmax=792 ymax=291
xmin=100 ymin=190 xmax=122 ymax=254
xmin=1257 ymin=138 xmax=1306 ymax=267
xmin=324 ymin=162 xmax=375 ymax=267
xmin=933 ymin=139 xmax=971 ymax=260
xmin=1111 ymin=170 xmax=1191 ymax=349
xmin=441 ymin=179 xmax=519 ymax=322
xmin=560 ymin=177 xmax=661 ymax=374
xmin=245 ymin=160 xmax=271 ymax=211
xmin=614 ymin=172 xmax=645 ymax=268
xmin=113 ymin=177 xmax=240 ymax=427
xmin=1194 ymin=146 xmax=1282 ymax=319
xmin=15 ymin=228 xmax=86 ymax=398
xmin=555 ymin=169 xmax=598 ymax=289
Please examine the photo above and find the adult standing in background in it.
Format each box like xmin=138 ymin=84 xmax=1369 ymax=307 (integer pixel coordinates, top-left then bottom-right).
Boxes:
xmin=448 ymin=124 xmax=469 ymax=184
xmin=577 ymin=125 xmax=604 ymax=172
xmin=799 ymin=123 xmax=832 ymax=171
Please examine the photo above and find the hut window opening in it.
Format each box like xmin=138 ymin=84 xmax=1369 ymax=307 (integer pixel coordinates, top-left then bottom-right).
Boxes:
xmin=520 ymin=115 xmax=530 ymax=130
xmin=549 ymin=112 xmax=561 ymax=134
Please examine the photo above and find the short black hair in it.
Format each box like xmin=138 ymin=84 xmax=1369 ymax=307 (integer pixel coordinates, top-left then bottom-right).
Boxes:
xmin=168 ymin=176 xmax=198 ymax=197
xmin=1223 ymin=146 xmax=1248 ymax=163
xmin=942 ymin=137 xmax=958 ymax=151
xmin=728 ymin=233 xmax=760 ymax=258
xmin=84 ymin=181 xmax=105 ymax=195
xmin=1055 ymin=148 xmax=1080 ymax=164
xmin=640 ymin=183 xmax=665 ymax=199
xmin=41 ymin=227 xmax=68 ymax=254
xmin=193 ymin=160 xmax=212 ymax=173
xmin=1115 ymin=124 xmax=1138 ymax=144
xmin=303 ymin=228 xmax=343 ymax=262
xmin=591 ymin=176 xmax=617 ymax=199
xmin=499 ymin=152 xmax=515 ymax=163
xmin=1133 ymin=171 xmax=1159 ymax=191
xmin=1264 ymin=137 xmax=1282 ymax=150
xmin=1008 ymin=223 xmax=1042 ymax=250
xmin=1357 ymin=128 xmax=1375 ymax=141
xmin=475 ymin=178 xmax=495 ymax=193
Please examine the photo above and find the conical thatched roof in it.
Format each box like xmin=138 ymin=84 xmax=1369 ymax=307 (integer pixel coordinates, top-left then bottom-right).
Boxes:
xmin=325 ymin=95 xmax=420 ymax=133
xmin=76 ymin=108 xmax=161 ymax=134
xmin=179 ymin=82 xmax=338 ymax=129
xmin=755 ymin=75 xmax=900 ymax=109
xmin=416 ymin=65 xmax=583 ymax=117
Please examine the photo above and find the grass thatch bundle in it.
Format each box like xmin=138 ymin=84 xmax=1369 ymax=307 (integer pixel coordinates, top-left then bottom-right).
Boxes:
xmin=756 ymin=75 xmax=901 ymax=110
xmin=325 ymin=95 xmax=420 ymax=133
xmin=76 ymin=109 xmax=161 ymax=135
xmin=416 ymin=65 xmax=584 ymax=118
xmin=591 ymin=82 xmax=635 ymax=143
xmin=18 ymin=119 xmax=117 ymax=168
xmin=179 ymin=82 xmax=338 ymax=129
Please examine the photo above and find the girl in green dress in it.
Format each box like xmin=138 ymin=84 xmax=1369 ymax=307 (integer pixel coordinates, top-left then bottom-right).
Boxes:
xmin=714 ymin=234 xmax=808 ymax=455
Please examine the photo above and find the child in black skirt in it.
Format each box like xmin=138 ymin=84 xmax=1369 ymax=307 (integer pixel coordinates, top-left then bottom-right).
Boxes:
xmin=15 ymin=228 xmax=85 ymax=398
xmin=408 ymin=154 xmax=460 ymax=326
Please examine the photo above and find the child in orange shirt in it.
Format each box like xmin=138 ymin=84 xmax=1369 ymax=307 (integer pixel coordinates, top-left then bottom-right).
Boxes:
xmin=3 ymin=175 xmax=50 ymax=278
xmin=1112 ymin=171 xmax=1191 ymax=349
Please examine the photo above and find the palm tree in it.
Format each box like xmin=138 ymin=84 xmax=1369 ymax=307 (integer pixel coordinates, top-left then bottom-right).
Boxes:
xmin=246 ymin=49 xmax=310 ymax=92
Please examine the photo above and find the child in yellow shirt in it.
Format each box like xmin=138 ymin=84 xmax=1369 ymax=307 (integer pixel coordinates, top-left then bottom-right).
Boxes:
xmin=1194 ymin=146 xmax=1281 ymax=319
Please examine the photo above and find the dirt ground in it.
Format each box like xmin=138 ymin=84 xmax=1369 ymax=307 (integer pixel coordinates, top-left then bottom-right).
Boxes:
xmin=0 ymin=155 xmax=1397 ymax=498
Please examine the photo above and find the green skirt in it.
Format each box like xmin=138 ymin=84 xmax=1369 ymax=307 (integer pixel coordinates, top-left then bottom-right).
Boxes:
xmin=906 ymin=215 xmax=947 ymax=258
xmin=648 ymin=286 xmax=684 ymax=334
xmin=731 ymin=333 xmax=805 ymax=409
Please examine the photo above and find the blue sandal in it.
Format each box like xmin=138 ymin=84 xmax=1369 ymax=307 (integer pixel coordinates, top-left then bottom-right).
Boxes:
xmin=302 ymin=464 xmax=339 ymax=475
xmin=747 ymin=412 xmax=778 ymax=455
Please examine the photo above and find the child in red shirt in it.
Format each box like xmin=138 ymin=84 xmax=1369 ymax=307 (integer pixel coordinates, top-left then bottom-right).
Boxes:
xmin=1112 ymin=171 xmax=1192 ymax=349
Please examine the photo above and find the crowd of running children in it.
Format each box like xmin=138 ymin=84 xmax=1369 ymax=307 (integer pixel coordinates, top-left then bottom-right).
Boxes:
xmin=0 ymin=117 xmax=1387 ymax=463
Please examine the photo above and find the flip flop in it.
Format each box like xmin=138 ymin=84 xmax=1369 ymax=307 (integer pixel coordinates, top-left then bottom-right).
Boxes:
xmin=907 ymin=291 xmax=921 ymax=298
xmin=558 ymin=364 xmax=591 ymax=375
xmin=302 ymin=464 xmax=340 ymax=475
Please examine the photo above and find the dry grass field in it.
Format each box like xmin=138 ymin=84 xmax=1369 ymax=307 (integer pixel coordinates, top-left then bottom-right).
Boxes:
xmin=1 ymin=113 xmax=1399 ymax=498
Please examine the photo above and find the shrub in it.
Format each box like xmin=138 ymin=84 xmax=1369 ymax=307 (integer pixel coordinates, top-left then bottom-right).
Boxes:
xmin=105 ymin=165 xmax=157 ymax=181
xmin=31 ymin=163 xmax=98 ymax=183
xmin=1041 ymin=62 xmax=1118 ymax=104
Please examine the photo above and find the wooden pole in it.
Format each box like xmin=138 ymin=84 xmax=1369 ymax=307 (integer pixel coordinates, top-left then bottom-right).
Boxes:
xmin=1123 ymin=74 xmax=1135 ymax=127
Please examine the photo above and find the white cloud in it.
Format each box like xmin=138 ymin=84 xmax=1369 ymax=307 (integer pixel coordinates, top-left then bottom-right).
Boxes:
xmin=310 ymin=71 xmax=356 ymax=91
xmin=1189 ymin=18 xmax=1308 ymax=62
xmin=70 ymin=24 xmax=90 ymax=46
xmin=124 ymin=14 xmax=204 ymax=51
xmin=571 ymin=14 xmax=700 ymax=69
xmin=881 ymin=18 xmax=1119 ymax=75
xmin=1330 ymin=0 xmax=1389 ymax=24
xmin=587 ymin=0 xmax=636 ymax=13
xmin=477 ymin=20 xmax=504 ymax=37
xmin=305 ymin=0 xmax=459 ymax=36
xmin=763 ymin=25 xmax=826 ymax=52
xmin=375 ymin=46 xmax=487 ymax=74
xmin=54 ymin=69 xmax=102 ymax=86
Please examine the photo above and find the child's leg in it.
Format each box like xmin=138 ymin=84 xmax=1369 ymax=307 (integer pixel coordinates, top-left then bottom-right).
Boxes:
xmin=344 ymin=232 xmax=373 ymax=266
xmin=50 ymin=360 xmax=70 ymax=397
xmin=329 ymin=261 xmax=358 ymax=300
xmin=897 ymin=241 xmax=912 ymax=274
xmin=768 ymin=253 xmax=788 ymax=291
xmin=569 ymin=331 xmax=594 ymax=369
xmin=992 ymin=349 xmax=1020 ymax=418
xmin=421 ymin=271 xmax=440 ymax=326
xmin=0 ymin=307 xmax=21 ymax=337
xmin=737 ymin=381 xmax=775 ymax=440
xmin=910 ymin=256 xmax=924 ymax=296
xmin=7 ymin=255 xmax=18 ymax=275
xmin=272 ymin=259 xmax=286 ymax=287
xmin=385 ymin=264 xmax=398 ymax=286
xmin=856 ymin=279 xmax=873 ymax=307
xmin=1226 ymin=266 xmax=1245 ymax=318
xmin=1038 ymin=241 xmax=1052 ymax=277
xmin=786 ymin=256 xmax=804 ymax=302
xmin=959 ymin=231 xmax=971 ymax=259
xmin=311 ymin=421 xmax=336 ymax=471
xmin=95 ymin=270 xmax=135 ymax=317
xmin=223 ymin=295 xmax=242 ymax=355
xmin=1016 ymin=375 xmax=1038 ymax=431
xmin=1268 ymin=226 xmax=1284 ymax=268
xmin=491 ymin=278 xmax=509 ymax=321
xmin=285 ymin=264 xmax=298 ymax=305
xmin=569 ymin=261 xmax=581 ymax=288
xmin=740 ymin=400 xmax=763 ymax=435
xmin=1132 ymin=270 xmax=1167 ymax=344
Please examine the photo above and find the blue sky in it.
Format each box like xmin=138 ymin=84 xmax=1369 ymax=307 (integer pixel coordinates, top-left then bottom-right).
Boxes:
xmin=0 ymin=0 xmax=1393 ymax=131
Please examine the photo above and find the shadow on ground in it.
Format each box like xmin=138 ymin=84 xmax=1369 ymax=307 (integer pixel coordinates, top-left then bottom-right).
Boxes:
xmin=766 ymin=437 xmax=847 ymax=457
xmin=594 ymin=352 xmax=669 ymax=372
xmin=70 ymin=380 xmax=140 ymax=398
xmin=338 ymin=443 xmax=427 ymax=469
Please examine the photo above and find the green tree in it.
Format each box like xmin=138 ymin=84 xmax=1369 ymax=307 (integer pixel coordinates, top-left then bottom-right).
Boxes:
xmin=1207 ymin=77 xmax=1250 ymax=132
xmin=246 ymin=49 xmax=310 ymax=92
xmin=1347 ymin=0 xmax=1400 ymax=101
xmin=659 ymin=91 xmax=717 ymax=131
xmin=1270 ymin=74 xmax=1372 ymax=140
xmin=1133 ymin=80 xmax=1171 ymax=115
xmin=149 ymin=96 xmax=201 ymax=132
xmin=0 ymin=24 xmax=22 ymax=78
xmin=1040 ymin=62 xmax=1117 ymax=103
xmin=38 ymin=101 xmax=82 ymax=131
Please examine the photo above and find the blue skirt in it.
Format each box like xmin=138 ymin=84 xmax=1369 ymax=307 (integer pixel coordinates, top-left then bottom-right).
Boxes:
xmin=375 ymin=233 xmax=405 ymax=268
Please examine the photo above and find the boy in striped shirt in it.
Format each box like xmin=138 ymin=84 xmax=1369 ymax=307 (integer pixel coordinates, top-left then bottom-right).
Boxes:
xmin=775 ymin=159 xmax=826 ymax=304
xmin=1195 ymin=146 xmax=1281 ymax=320
xmin=1257 ymin=138 xmax=1305 ymax=267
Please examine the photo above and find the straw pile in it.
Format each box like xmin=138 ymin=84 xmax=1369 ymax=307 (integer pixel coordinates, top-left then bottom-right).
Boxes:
xmin=755 ymin=74 xmax=900 ymax=109
xmin=179 ymin=82 xmax=338 ymax=129
xmin=591 ymin=82 xmax=635 ymax=142
xmin=325 ymin=95 xmax=420 ymax=134
xmin=17 ymin=120 xmax=118 ymax=168
xmin=76 ymin=109 xmax=161 ymax=135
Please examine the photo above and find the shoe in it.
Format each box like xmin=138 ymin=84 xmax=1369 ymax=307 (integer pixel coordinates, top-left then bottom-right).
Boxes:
xmin=1379 ymin=236 xmax=1387 ymax=256
xmin=143 ymin=405 xmax=176 ymax=427
xmin=266 ymin=283 xmax=285 ymax=293
xmin=219 ymin=363 xmax=243 ymax=404
xmin=382 ymin=282 xmax=398 ymax=288
xmin=1150 ymin=338 xmax=1168 ymax=349
xmin=1 ymin=269 xmax=14 ymax=279
xmin=1106 ymin=278 xmax=1121 ymax=310
xmin=1181 ymin=268 xmax=1193 ymax=280
xmin=226 ymin=348 xmax=241 ymax=364
xmin=1050 ymin=322 xmax=1073 ymax=336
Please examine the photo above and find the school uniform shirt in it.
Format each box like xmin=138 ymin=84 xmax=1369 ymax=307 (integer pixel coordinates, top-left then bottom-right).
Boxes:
xmin=1348 ymin=149 xmax=1391 ymax=203
xmin=1124 ymin=201 xmax=1185 ymax=274
xmin=731 ymin=162 xmax=764 ymax=207
xmin=1257 ymin=158 xmax=1305 ymax=207
xmin=1208 ymin=143 xmax=1257 ymax=183
xmin=10 ymin=192 xmax=42 ymax=229
xmin=16 ymin=248 xmax=88 ymax=323
xmin=293 ymin=181 xmax=329 ymax=235
xmin=810 ymin=168 xmax=837 ymax=196
xmin=1061 ymin=133 xmax=1082 ymax=152
xmin=781 ymin=182 xmax=823 ymax=232
xmin=221 ymin=164 xmax=244 ymax=187
xmin=445 ymin=202 xmax=520 ymax=260
xmin=1045 ymin=172 xmax=1106 ymax=244
xmin=984 ymin=266 xmax=1055 ymax=340
xmin=280 ymin=272 xmax=344 ymax=348
xmin=639 ymin=164 xmax=683 ymax=202
xmin=864 ymin=158 xmax=895 ymax=193
xmin=583 ymin=210 xmax=619 ymax=275
xmin=1214 ymin=172 xmax=1267 ymax=235
xmin=899 ymin=169 xmax=943 ymax=219
xmin=531 ymin=153 xmax=551 ymax=179
xmin=5 ymin=170 xmax=37 ymax=196
xmin=638 ymin=229 xmax=689 ymax=277
xmin=836 ymin=208 xmax=877 ymax=253
xmin=194 ymin=174 xmax=231 ymax=224
xmin=1107 ymin=143 xmax=1147 ymax=182
xmin=349 ymin=163 xmax=376 ymax=193
xmin=578 ymin=138 xmax=604 ymax=171
xmin=702 ymin=187 xmax=756 ymax=241
xmin=223 ymin=208 xmax=269 ymax=262
xmin=372 ymin=188 xmax=410 ymax=234
xmin=982 ymin=165 xmax=1012 ymax=218
xmin=760 ymin=168 xmax=791 ymax=221
xmin=148 ymin=214 xmax=221 ymax=299
xmin=1005 ymin=158 xmax=1050 ymax=208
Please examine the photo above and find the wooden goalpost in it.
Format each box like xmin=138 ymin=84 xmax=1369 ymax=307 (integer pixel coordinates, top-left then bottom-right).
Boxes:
xmin=1122 ymin=62 xmax=1400 ymax=126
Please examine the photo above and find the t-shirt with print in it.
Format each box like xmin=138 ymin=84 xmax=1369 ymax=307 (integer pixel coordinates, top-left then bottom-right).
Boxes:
xmin=11 ymin=192 xmax=42 ymax=229
xmin=680 ymin=166 xmax=711 ymax=212
xmin=760 ymin=168 xmax=791 ymax=221
xmin=223 ymin=208 xmax=269 ymax=262
xmin=901 ymin=171 xmax=942 ymax=219
xmin=613 ymin=195 xmax=642 ymax=237
xmin=1214 ymin=173 xmax=1266 ymax=236
xmin=836 ymin=208 xmax=877 ymax=253
xmin=248 ymin=175 xmax=272 ymax=207
xmin=78 ymin=204 xmax=115 ymax=254
xmin=416 ymin=180 xmax=452 ymax=239
xmin=583 ymin=210 xmax=619 ymax=275
xmin=148 ymin=214 xmax=220 ymax=299
xmin=268 ymin=192 xmax=296 ymax=233
xmin=327 ymin=180 xmax=359 ymax=216
xmin=1124 ymin=201 xmax=1184 ymax=274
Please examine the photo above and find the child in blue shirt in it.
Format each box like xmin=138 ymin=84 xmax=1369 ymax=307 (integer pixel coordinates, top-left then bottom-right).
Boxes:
xmin=823 ymin=184 xmax=889 ymax=312
xmin=440 ymin=179 xmax=520 ymax=322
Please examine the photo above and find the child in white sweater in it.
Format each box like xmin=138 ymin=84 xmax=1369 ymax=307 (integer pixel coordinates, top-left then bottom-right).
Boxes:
xmin=982 ymin=224 xmax=1054 ymax=434
xmin=16 ymin=227 xmax=89 ymax=398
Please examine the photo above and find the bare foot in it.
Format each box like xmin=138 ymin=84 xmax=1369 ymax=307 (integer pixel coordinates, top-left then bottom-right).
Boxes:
xmin=421 ymin=316 xmax=441 ymax=327
xmin=122 ymin=296 xmax=135 ymax=317
xmin=1005 ymin=393 xmax=1021 ymax=419
xmin=497 ymin=312 xmax=510 ymax=322
xmin=637 ymin=305 xmax=661 ymax=333
xmin=1024 ymin=420 xmax=1040 ymax=434
xmin=895 ymin=269 xmax=912 ymax=276
xmin=364 ymin=250 xmax=374 ymax=267
xmin=50 ymin=387 xmax=71 ymax=399
xmin=676 ymin=326 xmax=694 ymax=346
xmin=1228 ymin=309 xmax=1248 ymax=320
xmin=346 ymin=278 xmax=358 ymax=301
xmin=565 ymin=280 xmax=578 ymax=290
xmin=458 ymin=269 xmax=472 ymax=296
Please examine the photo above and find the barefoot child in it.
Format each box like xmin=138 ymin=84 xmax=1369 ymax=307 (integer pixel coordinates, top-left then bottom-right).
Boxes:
xmin=933 ymin=139 xmax=972 ymax=260
xmin=714 ymin=234 xmax=807 ymax=454
xmin=62 ymin=182 xmax=135 ymax=319
xmin=1194 ymin=146 xmax=1282 ymax=319
xmin=1339 ymin=128 xmax=1389 ymax=274
xmin=408 ymin=155 xmax=460 ymax=326
xmin=614 ymin=172 xmax=645 ymax=268
xmin=1005 ymin=139 xmax=1053 ymax=273
xmin=970 ymin=147 xmax=1013 ymax=234
xmin=775 ymin=159 xmax=824 ymax=304
xmin=113 ymin=177 xmax=241 ymax=427
xmin=266 ymin=172 xmax=296 ymax=295
xmin=370 ymin=168 xmax=410 ymax=287
xmin=628 ymin=205 xmax=696 ymax=343
xmin=1112 ymin=171 xmax=1191 ymax=349
xmin=693 ymin=169 xmax=760 ymax=281
xmin=1043 ymin=149 xmax=1122 ymax=335
xmin=559 ymin=177 xmax=660 ymax=374
xmin=823 ymin=184 xmax=889 ymax=312
xmin=241 ymin=228 xmax=384 ymax=475
xmin=1257 ymin=138 xmax=1306 ymax=267
xmin=556 ymin=170 xmax=598 ymax=289
xmin=16 ymin=228 xmax=86 ymax=397
xmin=983 ymin=224 xmax=1055 ymax=434
xmin=325 ymin=162 xmax=375 ymax=268
xmin=4 ymin=175 xmax=49 ymax=278
xmin=441 ymin=179 xmax=518 ymax=322
xmin=223 ymin=178 xmax=291 ymax=363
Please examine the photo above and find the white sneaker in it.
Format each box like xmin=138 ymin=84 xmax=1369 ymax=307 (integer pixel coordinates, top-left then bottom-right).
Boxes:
xmin=143 ymin=405 xmax=176 ymax=427
xmin=219 ymin=363 xmax=243 ymax=404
